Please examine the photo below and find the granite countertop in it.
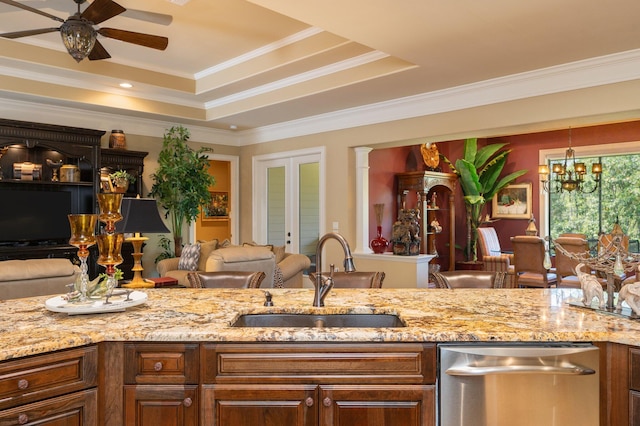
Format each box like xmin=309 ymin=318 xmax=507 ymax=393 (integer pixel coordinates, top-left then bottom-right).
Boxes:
xmin=2 ymin=287 xmax=640 ymax=361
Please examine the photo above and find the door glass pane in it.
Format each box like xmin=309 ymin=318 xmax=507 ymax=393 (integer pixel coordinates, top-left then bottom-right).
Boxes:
xmin=299 ymin=162 xmax=319 ymax=273
xmin=267 ymin=167 xmax=286 ymax=246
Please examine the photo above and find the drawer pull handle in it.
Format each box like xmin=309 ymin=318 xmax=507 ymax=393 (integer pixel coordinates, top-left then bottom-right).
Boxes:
xmin=323 ymin=397 xmax=331 ymax=407
xmin=154 ymin=362 xmax=163 ymax=371
xmin=305 ymin=397 xmax=314 ymax=407
xmin=18 ymin=413 xmax=28 ymax=424
xmin=17 ymin=379 xmax=29 ymax=390
xmin=183 ymin=397 xmax=192 ymax=407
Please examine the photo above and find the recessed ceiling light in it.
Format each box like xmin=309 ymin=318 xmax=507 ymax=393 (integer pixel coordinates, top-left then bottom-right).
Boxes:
xmin=119 ymin=82 xmax=133 ymax=88
xmin=229 ymin=125 xmax=238 ymax=130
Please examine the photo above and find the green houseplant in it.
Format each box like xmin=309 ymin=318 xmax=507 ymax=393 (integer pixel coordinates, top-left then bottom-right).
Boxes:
xmin=149 ymin=125 xmax=215 ymax=256
xmin=109 ymin=170 xmax=135 ymax=192
xmin=442 ymin=138 xmax=527 ymax=262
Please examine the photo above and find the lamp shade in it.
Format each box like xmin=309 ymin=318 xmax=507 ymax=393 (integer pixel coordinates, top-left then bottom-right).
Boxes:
xmin=116 ymin=198 xmax=170 ymax=234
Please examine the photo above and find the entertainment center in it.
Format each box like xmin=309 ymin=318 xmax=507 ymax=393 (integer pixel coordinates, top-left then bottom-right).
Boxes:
xmin=0 ymin=119 xmax=147 ymax=279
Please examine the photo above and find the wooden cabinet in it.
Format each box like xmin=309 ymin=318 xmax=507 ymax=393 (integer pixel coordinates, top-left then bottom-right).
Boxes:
xmin=123 ymin=343 xmax=199 ymax=426
xmin=396 ymin=171 xmax=456 ymax=271
xmin=0 ymin=119 xmax=103 ymax=276
xmin=202 ymin=343 xmax=436 ymax=426
xmin=0 ymin=345 xmax=97 ymax=424
xmin=629 ymin=346 xmax=640 ymax=426
xmin=100 ymin=148 xmax=148 ymax=197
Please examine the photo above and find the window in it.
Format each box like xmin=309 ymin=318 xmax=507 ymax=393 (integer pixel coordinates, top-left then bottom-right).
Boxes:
xmin=543 ymin=149 xmax=640 ymax=251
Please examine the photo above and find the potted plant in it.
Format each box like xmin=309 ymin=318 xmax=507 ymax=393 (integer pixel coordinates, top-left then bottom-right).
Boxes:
xmin=441 ymin=138 xmax=527 ymax=262
xmin=149 ymin=125 xmax=215 ymax=257
xmin=109 ymin=170 xmax=135 ymax=192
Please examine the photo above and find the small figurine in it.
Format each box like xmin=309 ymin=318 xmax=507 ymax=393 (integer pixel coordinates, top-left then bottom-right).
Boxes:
xmin=430 ymin=218 xmax=442 ymax=234
xmin=576 ymin=263 xmax=605 ymax=309
xmin=430 ymin=192 xmax=438 ymax=209
xmin=617 ymin=282 xmax=640 ymax=315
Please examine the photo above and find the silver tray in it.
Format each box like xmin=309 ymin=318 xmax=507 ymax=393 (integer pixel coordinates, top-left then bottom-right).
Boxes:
xmin=45 ymin=290 xmax=148 ymax=315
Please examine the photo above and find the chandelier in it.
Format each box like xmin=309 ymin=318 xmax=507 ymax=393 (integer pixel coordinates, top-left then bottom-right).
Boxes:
xmin=538 ymin=129 xmax=602 ymax=193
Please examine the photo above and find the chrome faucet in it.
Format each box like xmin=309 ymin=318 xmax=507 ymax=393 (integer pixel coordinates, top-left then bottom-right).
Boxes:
xmin=313 ymin=232 xmax=356 ymax=307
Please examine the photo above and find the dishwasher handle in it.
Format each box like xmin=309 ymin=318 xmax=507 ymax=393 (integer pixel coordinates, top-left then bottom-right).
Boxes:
xmin=446 ymin=364 xmax=595 ymax=376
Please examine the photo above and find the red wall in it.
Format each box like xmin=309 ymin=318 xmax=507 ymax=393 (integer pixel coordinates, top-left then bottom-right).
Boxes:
xmin=368 ymin=120 xmax=640 ymax=260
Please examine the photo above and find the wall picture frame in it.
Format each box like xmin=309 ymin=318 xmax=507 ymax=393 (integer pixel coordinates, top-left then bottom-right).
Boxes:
xmin=492 ymin=183 xmax=532 ymax=219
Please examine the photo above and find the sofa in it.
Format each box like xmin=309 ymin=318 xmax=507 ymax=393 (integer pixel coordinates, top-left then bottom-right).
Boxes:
xmin=157 ymin=240 xmax=311 ymax=288
xmin=0 ymin=258 xmax=80 ymax=300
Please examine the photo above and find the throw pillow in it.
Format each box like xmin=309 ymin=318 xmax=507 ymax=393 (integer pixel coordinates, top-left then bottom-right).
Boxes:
xmin=272 ymin=245 xmax=286 ymax=264
xmin=197 ymin=239 xmax=218 ymax=271
xmin=243 ymin=242 xmax=274 ymax=251
xmin=178 ymin=243 xmax=201 ymax=271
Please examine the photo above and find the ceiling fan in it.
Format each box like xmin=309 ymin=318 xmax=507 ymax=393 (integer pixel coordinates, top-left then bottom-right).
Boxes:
xmin=0 ymin=0 xmax=169 ymax=62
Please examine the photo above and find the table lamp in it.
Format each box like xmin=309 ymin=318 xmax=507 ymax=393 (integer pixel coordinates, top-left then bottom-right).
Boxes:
xmin=116 ymin=197 xmax=170 ymax=288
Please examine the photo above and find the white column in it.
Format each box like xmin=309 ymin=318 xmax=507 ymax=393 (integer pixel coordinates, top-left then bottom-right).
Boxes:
xmin=355 ymin=147 xmax=373 ymax=253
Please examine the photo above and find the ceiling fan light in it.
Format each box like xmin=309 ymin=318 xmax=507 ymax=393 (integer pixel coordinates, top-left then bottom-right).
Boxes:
xmin=60 ymin=17 xmax=96 ymax=62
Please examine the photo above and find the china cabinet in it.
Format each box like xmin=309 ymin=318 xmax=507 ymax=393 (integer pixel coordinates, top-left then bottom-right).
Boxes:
xmin=396 ymin=171 xmax=456 ymax=270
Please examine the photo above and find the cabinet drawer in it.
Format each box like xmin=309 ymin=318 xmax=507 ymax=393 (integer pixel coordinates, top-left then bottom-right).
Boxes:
xmin=630 ymin=348 xmax=640 ymax=391
xmin=203 ymin=343 xmax=436 ymax=384
xmin=124 ymin=343 xmax=199 ymax=384
xmin=0 ymin=345 xmax=97 ymax=410
xmin=0 ymin=388 xmax=97 ymax=425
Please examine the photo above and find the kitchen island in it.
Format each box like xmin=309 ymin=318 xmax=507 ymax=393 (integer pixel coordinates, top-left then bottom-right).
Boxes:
xmin=1 ymin=287 xmax=638 ymax=425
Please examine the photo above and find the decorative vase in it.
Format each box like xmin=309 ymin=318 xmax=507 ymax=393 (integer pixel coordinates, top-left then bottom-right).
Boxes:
xmin=370 ymin=203 xmax=389 ymax=254
xmin=370 ymin=226 xmax=389 ymax=254
xmin=109 ymin=130 xmax=126 ymax=149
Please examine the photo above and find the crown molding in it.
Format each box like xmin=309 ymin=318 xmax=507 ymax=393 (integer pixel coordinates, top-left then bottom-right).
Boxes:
xmin=237 ymin=48 xmax=640 ymax=145
xmin=2 ymin=49 xmax=640 ymax=147
xmin=0 ymin=97 xmax=237 ymax=145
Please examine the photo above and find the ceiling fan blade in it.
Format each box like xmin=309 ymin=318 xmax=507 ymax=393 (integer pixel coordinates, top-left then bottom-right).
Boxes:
xmin=98 ymin=28 xmax=168 ymax=50
xmin=121 ymin=9 xmax=173 ymax=26
xmin=88 ymin=39 xmax=111 ymax=60
xmin=81 ymin=0 xmax=125 ymax=25
xmin=0 ymin=0 xmax=64 ymax=23
xmin=0 ymin=27 xmax=59 ymax=39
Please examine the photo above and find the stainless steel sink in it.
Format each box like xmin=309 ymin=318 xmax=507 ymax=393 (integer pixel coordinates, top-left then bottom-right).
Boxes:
xmin=231 ymin=313 xmax=405 ymax=328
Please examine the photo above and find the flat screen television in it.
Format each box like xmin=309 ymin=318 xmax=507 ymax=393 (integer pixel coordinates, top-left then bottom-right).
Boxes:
xmin=0 ymin=189 xmax=71 ymax=245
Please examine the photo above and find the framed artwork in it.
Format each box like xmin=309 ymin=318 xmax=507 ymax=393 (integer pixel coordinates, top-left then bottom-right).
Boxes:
xmin=203 ymin=191 xmax=229 ymax=219
xmin=492 ymin=183 xmax=532 ymax=219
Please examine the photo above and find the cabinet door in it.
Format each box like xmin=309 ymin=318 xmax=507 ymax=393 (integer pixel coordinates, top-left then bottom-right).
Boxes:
xmin=0 ymin=388 xmax=97 ymax=425
xmin=124 ymin=385 xmax=197 ymax=426
xmin=319 ymin=385 xmax=435 ymax=426
xmin=203 ymin=384 xmax=317 ymax=426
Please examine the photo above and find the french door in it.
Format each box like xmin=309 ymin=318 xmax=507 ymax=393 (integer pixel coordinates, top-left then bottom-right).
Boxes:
xmin=253 ymin=148 xmax=324 ymax=269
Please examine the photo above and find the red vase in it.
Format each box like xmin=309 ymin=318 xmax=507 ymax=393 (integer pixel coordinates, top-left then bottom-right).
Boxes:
xmin=370 ymin=226 xmax=389 ymax=254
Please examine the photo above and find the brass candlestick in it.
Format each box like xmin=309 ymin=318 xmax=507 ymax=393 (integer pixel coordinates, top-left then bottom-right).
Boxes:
xmin=68 ymin=214 xmax=97 ymax=301
xmin=96 ymin=193 xmax=124 ymax=301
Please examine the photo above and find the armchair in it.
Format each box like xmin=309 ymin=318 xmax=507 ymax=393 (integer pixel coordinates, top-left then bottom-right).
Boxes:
xmin=157 ymin=243 xmax=311 ymax=288
xmin=511 ymin=236 xmax=558 ymax=288
xmin=431 ymin=270 xmax=507 ymax=289
xmin=187 ymin=271 xmax=265 ymax=288
xmin=477 ymin=227 xmax=515 ymax=288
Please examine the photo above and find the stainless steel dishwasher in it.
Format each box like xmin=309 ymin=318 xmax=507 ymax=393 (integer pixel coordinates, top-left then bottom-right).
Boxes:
xmin=439 ymin=343 xmax=599 ymax=426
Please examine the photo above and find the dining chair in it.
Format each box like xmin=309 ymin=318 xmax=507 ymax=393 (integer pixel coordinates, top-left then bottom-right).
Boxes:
xmin=553 ymin=236 xmax=591 ymax=288
xmin=308 ymin=271 xmax=386 ymax=288
xmin=187 ymin=271 xmax=266 ymax=288
xmin=477 ymin=227 xmax=516 ymax=287
xmin=511 ymin=236 xmax=558 ymax=288
xmin=431 ymin=270 xmax=507 ymax=289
